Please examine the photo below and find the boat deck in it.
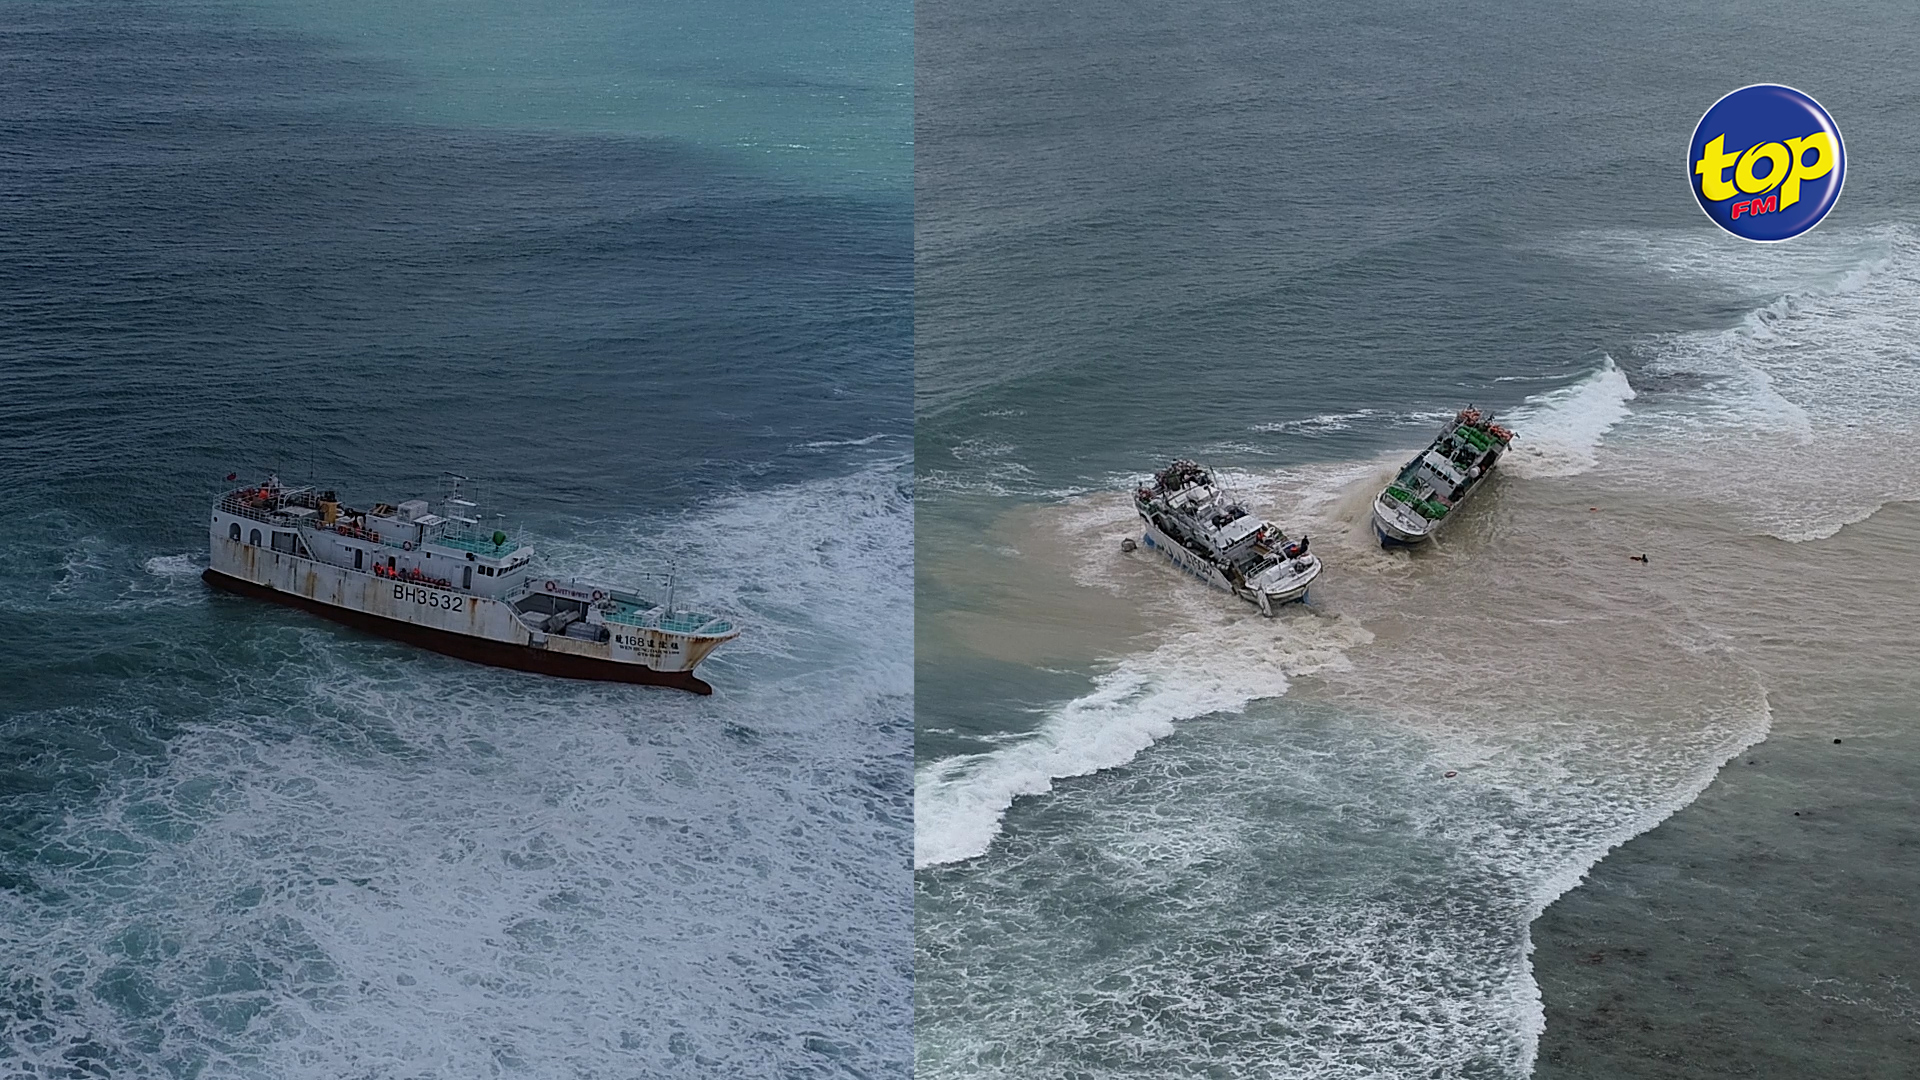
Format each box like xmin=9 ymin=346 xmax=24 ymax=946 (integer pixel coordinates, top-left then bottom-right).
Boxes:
xmin=431 ymin=533 xmax=524 ymax=556
xmin=601 ymin=597 xmax=734 ymax=637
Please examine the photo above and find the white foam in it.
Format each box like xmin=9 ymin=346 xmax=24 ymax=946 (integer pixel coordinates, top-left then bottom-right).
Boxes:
xmin=918 ymin=436 xmax=1047 ymax=500
xmin=1505 ymin=695 xmax=1774 ymax=1073
xmin=548 ymin=456 xmax=913 ymax=690
xmin=1247 ymin=408 xmax=1459 ymax=436
xmin=1596 ymin=222 xmax=1920 ymax=540
xmin=1248 ymin=409 xmax=1378 ymax=435
xmin=142 ymin=553 xmax=201 ymax=576
xmin=49 ymin=538 xmax=109 ymax=598
xmin=915 ymin=607 xmax=1776 ymax=1079
xmin=1 ymin=461 xmax=913 ymax=1077
xmin=104 ymin=553 xmax=212 ymax=611
xmin=1546 ymin=224 xmax=1896 ymax=298
xmin=1498 ymin=356 xmax=1637 ymax=479
xmin=949 ymin=436 xmax=1019 ymax=462
xmin=915 ymin=594 xmax=1370 ymax=869
xmin=795 ymin=432 xmax=900 ymax=450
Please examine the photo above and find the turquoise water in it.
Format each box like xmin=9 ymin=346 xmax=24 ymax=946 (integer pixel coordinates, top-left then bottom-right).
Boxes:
xmin=241 ymin=0 xmax=912 ymax=191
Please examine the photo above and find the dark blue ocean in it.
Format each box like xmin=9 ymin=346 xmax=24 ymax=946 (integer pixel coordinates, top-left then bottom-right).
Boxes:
xmin=915 ymin=1 xmax=1919 ymax=1077
xmin=0 ymin=1 xmax=911 ymax=1075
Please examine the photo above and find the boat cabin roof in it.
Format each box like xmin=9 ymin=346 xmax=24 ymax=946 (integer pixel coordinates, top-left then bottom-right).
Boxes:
xmin=217 ymin=480 xmax=524 ymax=558
xmin=1217 ymin=514 xmax=1264 ymax=547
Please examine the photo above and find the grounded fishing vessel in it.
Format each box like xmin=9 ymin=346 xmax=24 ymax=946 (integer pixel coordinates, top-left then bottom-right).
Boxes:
xmin=1132 ymin=460 xmax=1321 ymax=614
xmin=1371 ymin=407 xmax=1514 ymax=546
xmin=204 ymin=474 xmax=739 ymax=694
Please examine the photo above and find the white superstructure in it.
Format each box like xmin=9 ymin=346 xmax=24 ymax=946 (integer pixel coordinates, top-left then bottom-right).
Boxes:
xmin=205 ymin=474 xmax=738 ymax=693
xmin=1131 ymin=460 xmax=1322 ymax=614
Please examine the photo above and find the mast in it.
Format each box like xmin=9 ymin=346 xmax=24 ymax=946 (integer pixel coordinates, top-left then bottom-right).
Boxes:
xmin=440 ymin=471 xmax=482 ymax=539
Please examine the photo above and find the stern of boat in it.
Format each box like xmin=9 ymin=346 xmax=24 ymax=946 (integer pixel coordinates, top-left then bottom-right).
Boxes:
xmin=1371 ymin=495 xmax=1434 ymax=547
xmin=1246 ymin=553 xmax=1322 ymax=614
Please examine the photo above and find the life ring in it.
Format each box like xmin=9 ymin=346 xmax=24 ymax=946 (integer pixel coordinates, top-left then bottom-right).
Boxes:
xmin=544 ymin=579 xmax=558 ymax=592
xmin=591 ymin=590 xmax=606 ymax=602
xmin=402 ymin=541 xmax=413 ymax=551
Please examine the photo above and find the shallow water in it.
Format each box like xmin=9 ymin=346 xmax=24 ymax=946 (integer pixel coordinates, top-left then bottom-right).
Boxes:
xmin=914 ymin=0 xmax=1919 ymax=1074
xmin=1534 ymin=501 xmax=1920 ymax=1080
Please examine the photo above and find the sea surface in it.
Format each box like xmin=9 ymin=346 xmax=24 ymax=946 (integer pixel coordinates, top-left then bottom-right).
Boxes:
xmin=915 ymin=1 xmax=1917 ymax=1076
xmin=0 ymin=1 xmax=911 ymax=1076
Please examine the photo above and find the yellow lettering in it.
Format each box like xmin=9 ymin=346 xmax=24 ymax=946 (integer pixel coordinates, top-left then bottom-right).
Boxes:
xmin=1694 ymin=135 xmax=1739 ymax=201
xmin=1735 ymin=141 xmax=1790 ymax=194
xmin=1780 ymin=132 xmax=1835 ymax=209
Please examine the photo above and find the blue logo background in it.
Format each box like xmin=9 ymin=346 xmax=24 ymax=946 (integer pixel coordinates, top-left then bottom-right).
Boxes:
xmin=1689 ymin=84 xmax=1844 ymax=242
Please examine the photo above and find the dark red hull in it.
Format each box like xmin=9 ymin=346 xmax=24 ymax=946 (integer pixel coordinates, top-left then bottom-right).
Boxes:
xmin=203 ymin=569 xmax=714 ymax=695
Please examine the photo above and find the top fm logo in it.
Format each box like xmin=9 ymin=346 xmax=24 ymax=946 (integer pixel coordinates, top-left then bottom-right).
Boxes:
xmin=1693 ymin=132 xmax=1836 ymax=220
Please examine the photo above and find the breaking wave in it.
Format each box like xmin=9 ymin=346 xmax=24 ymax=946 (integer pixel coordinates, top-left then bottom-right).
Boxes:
xmin=914 ymin=611 xmax=1363 ymax=869
xmin=1585 ymin=223 xmax=1920 ymax=540
xmin=0 ymin=461 xmax=913 ymax=1079
xmin=1499 ymin=357 xmax=1637 ymax=479
xmin=914 ymin=478 xmax=1374 ymax=870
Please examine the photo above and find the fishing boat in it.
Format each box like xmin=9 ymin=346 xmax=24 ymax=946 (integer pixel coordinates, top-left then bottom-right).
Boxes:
xmin=204 ymin=474 xmax=738 ymax=693
xmin=1371 ymin=408 xmax=1514 ymax=546
xmin=1132 ymin=460 xmax=1321 ymax=614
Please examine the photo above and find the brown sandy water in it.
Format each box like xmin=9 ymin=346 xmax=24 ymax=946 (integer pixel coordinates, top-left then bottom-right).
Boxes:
xmin=917 ymin=498 xmax=1155 ymax=672
xmin=917 ymin=406 xmax=1915 ymax=1075
xmin=1532 ymin=499 xmax=1920 ymax=1079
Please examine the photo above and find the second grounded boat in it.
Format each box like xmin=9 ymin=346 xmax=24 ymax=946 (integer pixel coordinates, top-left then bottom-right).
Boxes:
xmin=1371 ymin=407 xmax=1514 ymax=546
xmin=1132 ymin=460 xmax=1322 ymax=615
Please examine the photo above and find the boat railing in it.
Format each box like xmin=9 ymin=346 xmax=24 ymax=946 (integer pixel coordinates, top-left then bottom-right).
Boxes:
xmin=217 ymin=494 xmax=281 ymax=525
xmin=221 ymin=497 xmax=389 ymax=546
xmin=599 ymin=579 xmax=670 ymax=612
xmin=429 ymin=528 xmax=523 ymax=557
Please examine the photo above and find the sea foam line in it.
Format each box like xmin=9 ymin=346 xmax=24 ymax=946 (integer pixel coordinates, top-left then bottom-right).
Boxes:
xmin=914 ymin=653 xmax=1281 ymax=869
xmin=1509 ymin=691 xmax=1774 ymax=1074
xmin=915 ymin=600 xmax=1368 ymax=869
xmin=1617 ymin=223 xmax=1920 ymax=542
xmin=1497 ymin=356 xmax=1636 ymax=479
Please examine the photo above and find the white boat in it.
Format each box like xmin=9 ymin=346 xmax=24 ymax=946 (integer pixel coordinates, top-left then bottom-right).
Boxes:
xmin=204 ymin=474 xmax=739 ymax=693
xmin=1372 ymin=407 xmax=1514 ymax=546
xmin=1132 ymin=460 xmax=1321 ymax=614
